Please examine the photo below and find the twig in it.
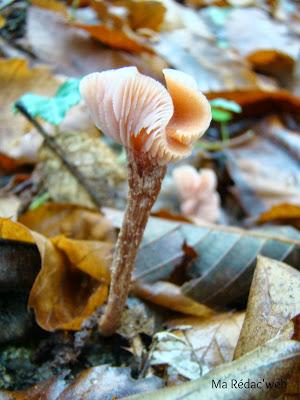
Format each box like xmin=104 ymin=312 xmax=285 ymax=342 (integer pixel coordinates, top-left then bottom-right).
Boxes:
xmin=15 ymin=102 xmax=103 ymax=209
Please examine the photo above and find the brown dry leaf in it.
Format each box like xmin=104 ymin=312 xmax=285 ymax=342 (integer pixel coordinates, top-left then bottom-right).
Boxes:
xmin=132 ymin=281 xmax=215 ymax=318
xmin=1 ymin=366 xmax=163 ymax=400
xmin=226 ymin=118 xmax=300 ymax=217
xmin=0 ymin=218 xmax=35 ymax=244
xmin=0 ymin=375 xmax=67 ymax=400
xmin=257 ymin=204 xmax=300 ymax=229
xmin=29 ymin=233 xmax=112 ymax=331
xmin=127 ymin=339 xmax=300 ymax=400
xmin=234 ymin=256 xmax=300 ymax=359
xmin=26 ymin=7 xmax=166 ymax=77
xmin=224 ymin=8 xmax=300 ymax=63
xmin=166 ymin=312 xmax=244 ymax=371
xmin=58 ymin=365 xmax=163 ymax=399
xmin=0 ymin=217 xmax=114 ymax=331
xmin=91 ymin=0 xmax=166 ymax=32
xmin=155 ymin=30 xmax=267 ymax=94
xmin=19 ymin=203 xmax=116 ymax=241
xmin=31 ymin=0 xmax=68 ymax=15
xmin=74 ymin=21 xmax=153 ymax=54
xmin=0 ymin=58 xmax=59 ymax=162
xmin=38 ymin=130 xmax=126 ymax=208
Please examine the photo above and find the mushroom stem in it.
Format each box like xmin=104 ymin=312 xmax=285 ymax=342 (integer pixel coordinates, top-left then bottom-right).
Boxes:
xmin=99 ymin=148 xmax=166 ymax=336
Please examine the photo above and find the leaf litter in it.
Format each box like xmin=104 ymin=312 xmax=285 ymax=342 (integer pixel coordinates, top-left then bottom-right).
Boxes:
xmin=1 ymin=0 xmax=300 ymax=398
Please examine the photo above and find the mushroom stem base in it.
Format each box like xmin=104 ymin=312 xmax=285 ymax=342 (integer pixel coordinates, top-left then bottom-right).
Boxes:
xmin=99 ymin=149 xmax=166 ymax=336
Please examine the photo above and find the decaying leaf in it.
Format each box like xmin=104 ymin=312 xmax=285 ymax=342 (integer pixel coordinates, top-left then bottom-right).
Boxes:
xmin=26 ymin=7 xmax=166 ymax=78
xmin=167 ymin=313 xmax=244 ymax=369
xmin=234 ymin=256 xmax=300 ymax=358
xmin=155 ymin=30 xmax=262 ymax=94
xmin=0 ymin=58 xmax=59 ymax=162
xmin=257 ymin=203 xmax=300 ymax=229
xmin=226 ymin=118 xmax=300 ymax=217
xmin=29 ymin=233 xmax=112 ymax=331
xmin=105 ymin=209 xmax=300 ymax=308
xmin=0 ymin=366 xmax=163 ymax=400
xmin=74 ymin=22 xmax=153 ymax=54
xmin=0 ymin=195 xmax=21 ymax=220
xmin=0 ymin=375 xmax=67 ymax=400
xmin=0 ymin=217 xmax=114 ymax=331
xmin=132 ymin=281 xmax=215 ymax=317
xmin=19 ymin=203 xmax=116 ymax=241
xmin=58 ymin=365 xmax=163 ymax=400
xmin=39 ymin=130 xmax=126 ymax=209
xmin=126 ymin=339 xmax=300 ymax=400
xmin=149 ymin=312 xmax=244 ymax=380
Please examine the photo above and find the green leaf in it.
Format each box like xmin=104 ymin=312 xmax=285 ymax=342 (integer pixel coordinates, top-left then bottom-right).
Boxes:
xmin=16 ymin=78 xmax=81 ymax=125
xmin=210 ymin=98 xmax=242 ymax=113
xmin=211 ymin=107 xmax=232 ymax=122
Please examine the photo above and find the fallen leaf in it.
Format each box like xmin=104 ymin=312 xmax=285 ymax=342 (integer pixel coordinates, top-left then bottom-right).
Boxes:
xmin=227 ymin=8 xmax=298 ymax=58
xmin=58 ymin=365 xmax=163 ymax=399
xmin=149 ymin=312 xmax=244 ymax=380
xmin=132 ymin=281 xmax=215 ymax=317
xmin=19 ymin=203 xmax=116 ymax=241
xmin=29 ymin=233 xmax=112 ymax=331
xmin=31 ymin=0 xmax=68 ymax=15
xmin=38 ymin=130 xmax=126 ymax=208
xmin=257 ymin=204 xmax=300 ymax=229
xmin=26 ymin=7 xmax=166 ymax=77
xmin=0 ymin=375 xmax=67 ymax=400
xmin=0 ymin=195 xmax=21 ymax=220
xmin=226 ymin=117 xmax=300 ymax=217
xmin=106 ymin=208 xmax=300 ymax=308
xmin=91 ymin=0 xmax=166 ymax=32
xmin=17 ymin=78 xmax=81 ymax=125
xmin=0 ymin=58 xmax=59 ymax=162
xmin=74 ymin=22 xmax=153 ymax=54
xmin=234 ymin=256 xmax=300 ymax=358
xmin=125 ymin=339 xmax=300 ymax=400
xmin=155 ymin=30 xmax=262 ymax=93
xmin=150 ymin=331 xmax=208 ymax=380
xmin=0 ymin=217 xmax=114 ymax=331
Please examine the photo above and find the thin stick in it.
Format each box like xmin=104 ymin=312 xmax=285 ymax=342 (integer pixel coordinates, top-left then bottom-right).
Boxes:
xmin=99 ymin=149 xmax=166 ymax=336
xmin=15 ymin=102 xmax=103 ymax=209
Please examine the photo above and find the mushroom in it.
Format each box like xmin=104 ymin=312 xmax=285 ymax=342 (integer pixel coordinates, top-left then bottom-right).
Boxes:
xmin=173 ymin=165 xmax=221 ymax=223
xmin=80 ymin=66 xmax=211 ymax=335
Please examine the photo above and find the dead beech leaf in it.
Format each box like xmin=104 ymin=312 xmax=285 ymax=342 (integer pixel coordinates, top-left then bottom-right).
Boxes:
xmin=0 ymin=58 xmax=59 ymax=162
xmin=58 ymin=365 xmax=163 ymax=399
xmin=257 ymin=204 xmax=300 ymax=229
xmin=26 ymin=7 xmax=166 ymax=78
xmin=224 ymin=8 xmax=300 ymax=61
xmin=0 ymin=375 xmax=67 ymax=400
xmin=19 ymin=203 xmax=116 ymax=242
xmin=166 ymin=312 xmax=244 ymax=371
xmin=105 ymin=208 xmax=300 ymax=308
xmin=132 ymin=281 xmax=215 ymax=318
xmin=29 ymin=233 xmax=112 ymax=331
xmin=39 ymin=130 xmax=126 ymax=208
xmin=226 ymin=118 xmax=300 ymax=217
xmin=75 ymin=22 xmax=153 ymax=54
xmin=234 ymin=256 xmax=300 ymax=359
xmin=0 ymin=218 xmax=35 ymax=244
xmin=126 ymin=339 xmax=300 ymax=400
xmin=155 ymin=30 xmax=263 ymax=94
xmin=31 ymin=0 xmax=68 ymax=15
xmin=91 ymin=0 xmax=166 ymax=32
xmin=0 ymin=217 xmax=113 ymax=331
